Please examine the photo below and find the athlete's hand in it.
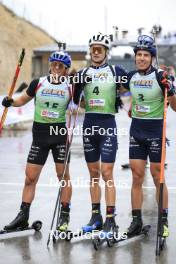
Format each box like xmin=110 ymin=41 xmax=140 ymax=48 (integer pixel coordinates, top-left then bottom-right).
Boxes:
xmin=160 ymin=71 xmax=175 ymax=97
xmin=128 ymin=110 xmax=132 ymax=118
xmin=2 ymin=96 xmax=14 ymax=107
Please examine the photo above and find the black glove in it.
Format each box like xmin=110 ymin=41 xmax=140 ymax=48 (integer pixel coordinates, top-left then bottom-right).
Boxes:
xmin=115 ymin=95 xmax=123 ymax=113
xmin=160 ymin=71 xmax=176 ymax=97
xmin=2 ymin=96 xmax=14 ymax=107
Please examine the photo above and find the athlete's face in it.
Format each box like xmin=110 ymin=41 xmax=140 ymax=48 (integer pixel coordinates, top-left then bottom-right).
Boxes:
xmin=90 ymin=44 xmax=107 ymax=65
xmin=135 ymin=50 xmax=153 ymax=71
xmin=50 ymin=61 xmax=68 ymax=76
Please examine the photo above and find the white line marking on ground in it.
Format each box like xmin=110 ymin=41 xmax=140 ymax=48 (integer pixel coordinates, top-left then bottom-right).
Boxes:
xmin=0 ymin=182 xmax=176 ymax=190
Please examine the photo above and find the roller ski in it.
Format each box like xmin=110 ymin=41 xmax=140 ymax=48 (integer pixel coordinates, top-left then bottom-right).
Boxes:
xmin=92 ymin=215 xmax=119 ymax=250
xmin=115 ymin=220 xmax=151 ymax=244
xmin=64 ymin=211 xmax=103 ymax=242
xmin=93 ymin=216 xmax=150 ymax=250
xmin=0 ymin=209 xmax=42 ymax=235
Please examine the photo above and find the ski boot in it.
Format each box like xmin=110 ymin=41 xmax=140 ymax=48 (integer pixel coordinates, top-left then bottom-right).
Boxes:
xmin=57 ymin=211 xmax=70 ymax=232
xmin=159 ymin=218 xmax=169 ymax=251
xmin=127 ymin=217 xmax=143 ymax=238
xmin=82 ymin=210 xmax=103 ymax=234
xmin=161 ymin=218 xmax=169 ymax=238
xmin=3 ymin=208 xmax=29 ymax=231
xmin=52 ymin=211 xmax=70 ymax=243
xmin=93 ymin=215 xmax=119 ymax=250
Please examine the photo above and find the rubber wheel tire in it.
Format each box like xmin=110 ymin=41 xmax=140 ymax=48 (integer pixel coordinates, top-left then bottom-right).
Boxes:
xmin=107 ymin=238 xmax=114 ymax=247
xmin=32 ymin=221 xmax=42 ymax=231
xmin=93 ymin=237 xmax=101 ymax=251
xmin=65 ymin=231 xmax=72 ymax=242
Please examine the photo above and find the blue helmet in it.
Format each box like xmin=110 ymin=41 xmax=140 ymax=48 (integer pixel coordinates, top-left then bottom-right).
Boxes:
xmin=133 ymin=35 xmax=156 ymax=57
xmin=49 ymin=51 xmax=71 ymax=68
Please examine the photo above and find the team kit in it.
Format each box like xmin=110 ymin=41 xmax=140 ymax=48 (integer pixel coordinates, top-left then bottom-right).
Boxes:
xmin=1 ymin=33 xmax=176 ymax=255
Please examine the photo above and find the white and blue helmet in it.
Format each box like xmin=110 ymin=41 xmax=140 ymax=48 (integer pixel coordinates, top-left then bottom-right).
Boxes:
xmin=89 ymin=34 xmax=111 ymax=49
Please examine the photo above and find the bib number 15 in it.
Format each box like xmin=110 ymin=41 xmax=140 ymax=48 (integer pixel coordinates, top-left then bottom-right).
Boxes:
xmin=44 ymin=102 xmax=59 ymax=108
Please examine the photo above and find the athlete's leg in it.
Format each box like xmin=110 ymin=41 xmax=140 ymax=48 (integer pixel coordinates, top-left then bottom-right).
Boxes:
xmin=22 ymin=163 xmax=43 ymax=203
xmin=87 ymin=161 xmax=101 ymax=203
xmin=150 ymin=162 xmax=168 ymax=208
xmin=4 ymin=141 xmax=49 ymax=230
xmin=149 ymin=138 xmax=169 ymax=237
xmin=82 ymin=118 xmax=102 ymax=231
xmin=52 ymin=139 xmax=72 ymax=231
xmin=100 ymin=117 xmax=118 ymax=233
xmin=127 ymin=136 xmax=147 ymax=236
xmin=101 ymin=162 xmax=115 ymax=205
xmin=130 ymin=159 xmax=146 ymax=209
xmin=55 ymin=163 xmax=72 ymax=204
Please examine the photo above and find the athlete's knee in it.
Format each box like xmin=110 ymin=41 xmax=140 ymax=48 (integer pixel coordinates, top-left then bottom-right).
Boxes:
xmin=24 ymin=173 xmax=38 ymax=186
xmin=101 ymin=168 xmax=113 ymax=183
xmin=89 ymin=167 xmax=100 ymax=180
xmin=131 ymin=168 xmax=144 ymax=187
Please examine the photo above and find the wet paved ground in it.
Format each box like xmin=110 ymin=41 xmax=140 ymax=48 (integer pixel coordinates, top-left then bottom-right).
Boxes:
xmin=0 ymin=107 xmax=176 ymax=264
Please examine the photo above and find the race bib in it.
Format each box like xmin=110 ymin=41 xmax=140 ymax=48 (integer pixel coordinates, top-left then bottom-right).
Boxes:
xmin=135 ymin=105 xmax=150 ymax=113
xmin=89 ymin=99 xmax=105 ymax=107
xmin=41 ymin=110 xmax=59 ymax=119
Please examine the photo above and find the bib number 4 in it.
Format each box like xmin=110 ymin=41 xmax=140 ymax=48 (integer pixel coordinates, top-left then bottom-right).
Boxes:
xmin=93 ymin=86 xmax=99 ymax=95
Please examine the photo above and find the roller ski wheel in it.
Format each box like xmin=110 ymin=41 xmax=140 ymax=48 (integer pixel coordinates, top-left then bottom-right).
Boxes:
xmin=156 ymin=236 xmax=166 ymax=256
xmin=0 ymin=220 xmax=42 ymax=235
xmin=31 ymin=220 xmax=42 ymax=231
xmin=93 ymin=237 xmax=101 ymax=251
xmin=65 ymin=230 xmax=73 ymax=242
xmin=141 ymin=225 xmax=151 ymax=236
xmin=106 ymin=236 xmax=114 ymax=248
xmin=160 ymin=237 xmax=166 ymax=251
xmin=52 ymin=229 xmax=72 ymax=243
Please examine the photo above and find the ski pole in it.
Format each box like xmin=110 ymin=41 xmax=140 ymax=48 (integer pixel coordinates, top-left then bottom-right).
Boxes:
xmin=47 ymin=89 xmax=83 ymax=247
xmin=155 ymin=88 xmax=167 ymax=256
xmin=0 ymin=48 xmax=25 ymax=133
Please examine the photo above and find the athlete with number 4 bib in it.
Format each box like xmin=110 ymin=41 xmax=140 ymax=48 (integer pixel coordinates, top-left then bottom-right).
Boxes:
xmin=124 ymin=35 xmax=176 ymax=238
xmin=1 ymin=51 xmax=73 ymax=233
xmin=73 ymin=34 xmax=127 ymax=237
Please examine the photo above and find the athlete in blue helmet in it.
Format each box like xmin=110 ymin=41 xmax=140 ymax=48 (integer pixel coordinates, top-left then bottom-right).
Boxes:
xmin=124 ymin=35 xmax=176 ymax=238
xmin=1 ymin=51 xmax=73 ymax=232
